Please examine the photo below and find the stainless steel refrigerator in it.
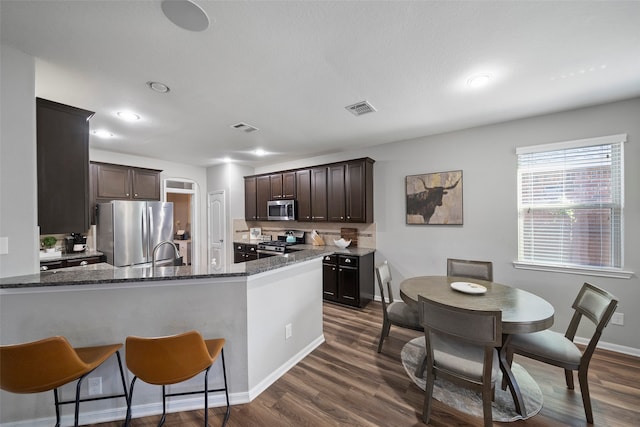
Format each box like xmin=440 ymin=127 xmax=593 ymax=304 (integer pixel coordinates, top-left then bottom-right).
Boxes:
xmin=96 ymin=201 xmax=174 ymax=267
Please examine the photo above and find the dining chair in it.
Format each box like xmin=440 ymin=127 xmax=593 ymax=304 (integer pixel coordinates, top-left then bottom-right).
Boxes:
xmin=419 ymin=295 xmax=502 ymax=427
xmin=125 ymin=330 xmax=230 ymax=427
xmin=447 ymin=258 xmax=493 ymax=282
xmin=505 ymin=282 xmax=618 ymax=424
xmin=0 ymin=336 xmax=128 ymax=427
xmin=375 ymin=261 xmax=423 ymax=353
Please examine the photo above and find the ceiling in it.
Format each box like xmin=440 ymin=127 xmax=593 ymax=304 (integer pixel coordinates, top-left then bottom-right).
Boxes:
xmin=2 ymin=1 xmax=639 ymax=168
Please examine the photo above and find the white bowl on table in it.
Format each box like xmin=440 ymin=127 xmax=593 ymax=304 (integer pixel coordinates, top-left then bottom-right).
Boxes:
xmin=333 ymin=238 xmax=352 ymax=249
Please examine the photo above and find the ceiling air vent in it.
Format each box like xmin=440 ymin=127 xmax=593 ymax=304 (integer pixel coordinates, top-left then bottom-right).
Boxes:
xmin=230 ymin=122 xmax=259 ymax=133
xmin=345 ymin=100 xmax=377 ymax=116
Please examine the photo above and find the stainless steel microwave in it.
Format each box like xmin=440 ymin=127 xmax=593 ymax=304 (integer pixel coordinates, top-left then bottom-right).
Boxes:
xmin=267 ymin=200 xmax=296 ymax=221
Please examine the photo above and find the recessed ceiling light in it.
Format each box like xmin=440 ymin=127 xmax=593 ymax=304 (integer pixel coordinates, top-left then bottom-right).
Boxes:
xmin=147 ymin=81 xmax=170 ymax=93
xmin=254 ymin=149 xmax=266 ymax=156
xmin=92 ymin=129 xmax=114 ymax=138
xmin=466 ymin=73 xmax=492 ymax=88
xmin=116 ymin=111 xmax=141 ymax=121
xmin=223 ymin=157 xmax=232 ymax=163
xmin=161 ymin=0 xmax=210 ymax=32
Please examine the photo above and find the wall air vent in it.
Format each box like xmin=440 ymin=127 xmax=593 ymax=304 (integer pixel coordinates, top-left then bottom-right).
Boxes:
xmin=345 ymin=100 xmax=377 ymax=116
xmin=230 ymin=122 xmax=259 ymax=133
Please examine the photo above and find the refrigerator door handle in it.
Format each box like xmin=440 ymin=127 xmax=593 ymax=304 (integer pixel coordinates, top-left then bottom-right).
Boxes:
xmin=142 ymin=205 xmax=149 ymax=259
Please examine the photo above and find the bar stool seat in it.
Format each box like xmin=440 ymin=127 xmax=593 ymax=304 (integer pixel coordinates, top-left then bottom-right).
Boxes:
xmin=125 ymin=330 xmax=230 ymax=426
xmin=0 ymin=336 xmax=128 ymax=427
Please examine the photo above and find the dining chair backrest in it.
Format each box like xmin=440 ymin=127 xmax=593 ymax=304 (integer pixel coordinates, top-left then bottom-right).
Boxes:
xmin=566 ymin=282 xmax=618 ymax=358
xmin=375 ymin=261 xmax=394 ymax=309
xmin=447 ymin=258 xmax=493 ymax=282
xmin=418 ymin=295 xmax=501 ymax=427
xmin=419 ymin=295 xmax=502 ymax=347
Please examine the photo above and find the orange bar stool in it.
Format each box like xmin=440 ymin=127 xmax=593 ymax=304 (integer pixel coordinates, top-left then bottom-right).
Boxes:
xmin=125 ymin=330 xmax=230 ymax=426
xmin=0 ymin=336 xmax=128 ymax=427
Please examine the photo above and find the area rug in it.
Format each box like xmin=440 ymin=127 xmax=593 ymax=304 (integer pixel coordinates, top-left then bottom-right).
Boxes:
xmin=401 ymin=337 xmax=543 ymax=422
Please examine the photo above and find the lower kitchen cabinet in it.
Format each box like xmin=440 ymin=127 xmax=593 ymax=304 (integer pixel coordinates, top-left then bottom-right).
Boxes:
xmin=233 ymin=243 xmax=258 ymax=263
xmin=40 ymin=255 xmax=105 ymax=271
xmin=322 ymin=252 xmax=374 ymax=308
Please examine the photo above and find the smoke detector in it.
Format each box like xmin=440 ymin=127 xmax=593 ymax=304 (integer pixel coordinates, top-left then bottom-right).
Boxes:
xmin=345 ymin=100 xmax=377 ymax=116
xmin=230 ymin=122 xmax=259 ymax=133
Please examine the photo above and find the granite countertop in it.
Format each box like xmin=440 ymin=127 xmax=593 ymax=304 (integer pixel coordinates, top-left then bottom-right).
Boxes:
xmin=2 ymin=246 xmax=376 ymax=289
xmin=235 ymin=241 xmax=376 ymax=257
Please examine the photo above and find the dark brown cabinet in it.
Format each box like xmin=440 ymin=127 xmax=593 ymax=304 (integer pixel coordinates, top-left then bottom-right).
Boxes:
xmin=296 ymin=169 xmax=312 ymax=221
xmin=310 ymin=167 xmax=328 ymax=221
xmin=328 ymin=165 xmax=346 ymax=221
xmin=345 ymin=159 xmax=374 ymax=223
xmin=244 ymin=177 xmax=258 ymax=221
xmin=233 ymin=243 xmax=257 ymax=263
xmin=256 ymin=176 xmax=271 ymax=220
xmin=244 ymin=157 xmax=374 ymax=223
xmin=37 ymin=98 xmax=94 ymax=234
xmin=270 ymin=172 xmax=296 ymax=200
xmin=40 ymin=254 xmax=104 ymax=271
xmin=322 ymin=252 xmax=374 ymax=308
xmin=90 ymin=162 xmax=161 ymax=224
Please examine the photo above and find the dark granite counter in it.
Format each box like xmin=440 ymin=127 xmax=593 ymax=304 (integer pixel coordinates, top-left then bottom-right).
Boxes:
xmin=1 ymin=247 xmax=375 ymax=289
xmin=39 ymin=250 xmax=104 ymax=263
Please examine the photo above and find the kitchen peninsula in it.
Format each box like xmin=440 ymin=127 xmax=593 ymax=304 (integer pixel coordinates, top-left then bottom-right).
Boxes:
xmin=0 ymin=247 xmax=376 ymax=426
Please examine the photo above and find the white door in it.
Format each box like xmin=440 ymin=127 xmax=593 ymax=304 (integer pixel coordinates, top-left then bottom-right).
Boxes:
xmin=208 ymin=191 xmax=225 ymax=267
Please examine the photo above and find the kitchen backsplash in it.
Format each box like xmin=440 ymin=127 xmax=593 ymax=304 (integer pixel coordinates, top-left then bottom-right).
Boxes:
xmin=233 ymin=219 xmax=376 ymax=248
xmin=39 ymin=225 xmax=96 ymax=253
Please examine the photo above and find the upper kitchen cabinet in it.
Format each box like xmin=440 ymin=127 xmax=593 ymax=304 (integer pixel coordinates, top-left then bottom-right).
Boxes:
xmin=310 ymin=167 xmax=328 ymax=221
xmin=244 ymin=177 xmax=258 ymax=221
xmin=37 ymin=98 xmax=94 ymax=234
xmin=244 ymin=175 xmax=271 ymax=221
xmin=244 ymin=157 xmax=374 ymax=223
xmin=345 ymin=158 xmax=374 ymax=223
xmin=295 ymin=169 xmax=312 ymax=221
xmin=89 ymin=162 xmax=161 ymax=224
xmin=326 ymin=158 xmax=374 ymax=223
xmin=256 ymin=175 xmax=271 ymax=220
xmin=92 ymin=162 xmax=161 ymax=200
xmin=270 ymin=172 xmax=296 ymax=200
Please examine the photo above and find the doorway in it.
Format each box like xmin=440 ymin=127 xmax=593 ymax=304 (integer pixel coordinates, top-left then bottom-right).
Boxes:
xmin=163 ymin=179 xmax=198 ymax=266
xmin=208 ymin=191 xmax=225 ymax=268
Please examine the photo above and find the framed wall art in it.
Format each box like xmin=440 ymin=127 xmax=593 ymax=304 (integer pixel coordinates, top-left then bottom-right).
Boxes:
xmin=405 ymin=170 xmax=463 ymax=225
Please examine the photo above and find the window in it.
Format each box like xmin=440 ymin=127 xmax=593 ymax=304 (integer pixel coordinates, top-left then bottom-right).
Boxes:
xmin=516 ymin=134 xmax=626 ymax=275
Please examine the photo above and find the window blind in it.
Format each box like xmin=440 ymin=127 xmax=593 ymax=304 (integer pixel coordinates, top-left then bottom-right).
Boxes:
xmin=517 ymin=135 xmax=625 ymax=269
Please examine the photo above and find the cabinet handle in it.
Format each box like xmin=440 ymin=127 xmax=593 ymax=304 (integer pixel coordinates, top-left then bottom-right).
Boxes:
xmin=344 ymin=258 xmax=352 ymax=264
xmin=134 ymin=193 xmax=138 ymax=197
xmin=80 ymin=261 xmax=88 ymax=266
xmin=126 ymin=193 xmax=130 ymax=197
xmin=40 ymin=265 xmax=48 ymax=271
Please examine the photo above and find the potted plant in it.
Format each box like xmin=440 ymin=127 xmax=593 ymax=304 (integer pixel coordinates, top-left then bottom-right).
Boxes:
xmin=41 ymin=236 xmax=57 ymax=253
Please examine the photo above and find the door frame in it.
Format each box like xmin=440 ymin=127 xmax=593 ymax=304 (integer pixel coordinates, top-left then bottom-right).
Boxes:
xmin=163 ymin=178 xmax=199 ymax=266
xmin=207 ymin=190 xmax=226 ymax=267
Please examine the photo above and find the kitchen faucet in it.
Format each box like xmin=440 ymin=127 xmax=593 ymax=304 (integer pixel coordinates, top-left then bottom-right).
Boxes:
xmin=152 ymin=241 xmax=181 ymax=267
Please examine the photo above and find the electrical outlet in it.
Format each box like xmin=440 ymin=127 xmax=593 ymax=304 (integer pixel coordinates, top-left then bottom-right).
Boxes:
xmin=285 ymin=323 xmax=292 ymax=340
xmin=88 ymin=377 xmax=102 ymax=395
xmin=610 ymin=312 xmax=624 ymax=326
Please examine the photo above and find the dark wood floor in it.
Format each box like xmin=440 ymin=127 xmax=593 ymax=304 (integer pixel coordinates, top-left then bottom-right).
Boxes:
xmin=92 ymin=301 xmax=640 ymax=426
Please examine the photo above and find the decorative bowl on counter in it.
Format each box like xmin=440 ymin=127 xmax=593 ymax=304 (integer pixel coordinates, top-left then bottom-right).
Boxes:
xmin=333 ymin=238 xmax=352 ymax=249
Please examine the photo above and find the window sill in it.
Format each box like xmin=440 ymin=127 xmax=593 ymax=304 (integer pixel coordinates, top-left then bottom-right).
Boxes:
xmin=513 ymin=261 xmax=634 ymax=279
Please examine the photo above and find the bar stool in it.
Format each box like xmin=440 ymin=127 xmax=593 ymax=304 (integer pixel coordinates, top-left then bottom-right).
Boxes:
xmin=0 ymin=336 xmax=128 ymax=427
xmin=125 ymin=330 xmax=230 ymax=426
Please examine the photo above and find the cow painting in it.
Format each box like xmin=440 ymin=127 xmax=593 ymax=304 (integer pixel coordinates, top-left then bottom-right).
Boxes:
xmin=406 ymin=171 xmax=463 ymax=224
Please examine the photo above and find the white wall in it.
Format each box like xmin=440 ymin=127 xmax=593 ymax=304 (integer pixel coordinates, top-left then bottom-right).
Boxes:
xmin=256 ymin=98 xmax=640 ymax=352
xmin=0 ymin=44 xmax=38 ymax=278
xmin=91 ymin=149 xmax=208 ymax=266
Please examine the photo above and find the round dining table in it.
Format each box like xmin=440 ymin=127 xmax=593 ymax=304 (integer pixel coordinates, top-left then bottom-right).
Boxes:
xmin=399 ymin=275 xmax=555 ymax=416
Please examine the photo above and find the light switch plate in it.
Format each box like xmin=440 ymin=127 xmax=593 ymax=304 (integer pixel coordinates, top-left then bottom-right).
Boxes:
xmin=0 ymin=237 xmax=8 ymax=254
